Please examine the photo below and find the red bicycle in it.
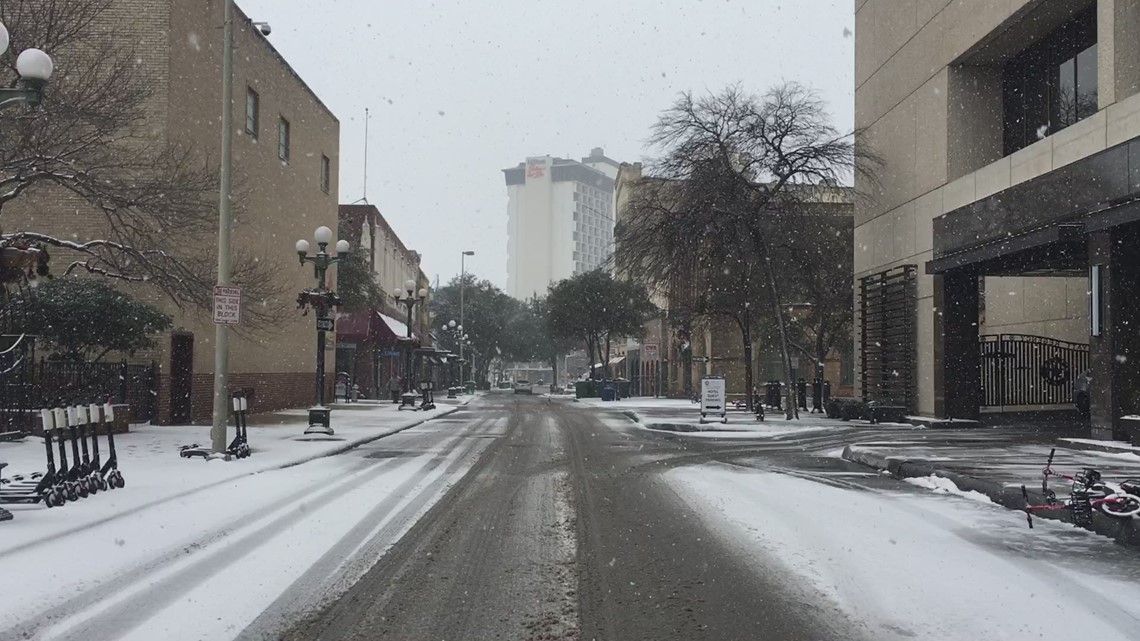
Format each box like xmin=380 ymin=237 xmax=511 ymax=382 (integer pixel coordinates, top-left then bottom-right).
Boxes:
xmin=1020 ymin=449 xmax=1140 ymax=528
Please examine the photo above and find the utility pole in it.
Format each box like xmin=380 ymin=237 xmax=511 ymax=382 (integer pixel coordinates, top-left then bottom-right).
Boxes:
xmin=210 ymin=0 xmax=235 ymax=454
xmin=459 ymin=250 xmax=474 ymax=382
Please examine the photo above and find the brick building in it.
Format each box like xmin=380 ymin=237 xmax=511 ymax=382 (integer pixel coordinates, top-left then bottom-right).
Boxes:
xmin=4 ymin=0 xmax=340 ymax=423
xmin=613 ymin=163 xmax=855 ymax=400
xmin=334 ymin=204 xmax=431 ymax=400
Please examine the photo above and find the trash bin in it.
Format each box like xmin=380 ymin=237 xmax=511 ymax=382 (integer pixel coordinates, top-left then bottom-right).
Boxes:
xmin=600 ymin=384 xmax=617 ymax=402
xmin=465 ymin=380 xmax=476 ymax=394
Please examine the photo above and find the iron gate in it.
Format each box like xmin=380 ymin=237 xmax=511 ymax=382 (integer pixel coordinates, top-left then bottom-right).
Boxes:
xmin=979 ymin=334 xmax=1088 ymax=408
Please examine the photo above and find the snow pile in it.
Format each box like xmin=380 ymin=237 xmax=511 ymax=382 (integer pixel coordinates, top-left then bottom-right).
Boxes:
xmin=667 ymin=463 xmax=1140 ymax=640
xmin=903 ymin=474 xmax=992 ymax=504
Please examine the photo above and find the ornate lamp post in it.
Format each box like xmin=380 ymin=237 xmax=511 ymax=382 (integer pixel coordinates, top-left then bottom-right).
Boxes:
xmin=295 ymin=225 xmax=350 ymax=434
xmin=0 ymin=22 xmax=53 ymax=111
xmin=444 ymin=320 xmax=468 ymax=395
xmin=393 ymin=279 xmax=428 ymax=395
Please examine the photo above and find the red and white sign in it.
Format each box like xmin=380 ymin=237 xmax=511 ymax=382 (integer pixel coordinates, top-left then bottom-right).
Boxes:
xmin=526 ymin=158 xmax=547 ymax=179
xmin=642 ymin=343 xmax=659 ymax=360
xmin=212 ymin=285 xmax=242 ymax=325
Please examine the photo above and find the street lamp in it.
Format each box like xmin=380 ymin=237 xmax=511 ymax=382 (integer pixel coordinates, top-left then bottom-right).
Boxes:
xmin=0 ymin=21 xmax=53 ymax=110
xmin=295 ymin=225 xmax=350 ymax=434
xmin=460 ymin=250 xmax=475 ymax=384
xmin=393 ymin=279 xmax=428 ymax=397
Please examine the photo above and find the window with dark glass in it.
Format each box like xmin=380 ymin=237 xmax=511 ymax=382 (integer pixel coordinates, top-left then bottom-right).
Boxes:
xmin=278 ymin=117 xmax=290 ymax=163
xmin=1002 ymin=7 xmax=1097 ymax=156
xmin=320 ymin=154 xmax=330 ymax=193
xmin=245 ymin=88 xmax=259 ymax=138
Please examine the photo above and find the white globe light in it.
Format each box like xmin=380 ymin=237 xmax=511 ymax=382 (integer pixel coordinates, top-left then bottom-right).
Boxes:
xmin=417 ymin=288 xmax=428 ymax=299
xmin=313 ymin=226 xmax=333 ymax=245
xmin=16 ymin=48 xmax=53 ymax=81
xmin=448 ymin=320 xmax=456 ymax=328
xmin=295 ymin=239 xmax=310 ymax=253
xmin=335 ymin=239 xmax=350 ymax=254
xmin=392 ymin=288 xmax=403 ymax=299
xmin=457 ymin=324 xmax=463 ymax=331
xmin=0 ymin=22 xmax=9 ymax=57
xmin=404 ymin=279 xmax=416 ymax=292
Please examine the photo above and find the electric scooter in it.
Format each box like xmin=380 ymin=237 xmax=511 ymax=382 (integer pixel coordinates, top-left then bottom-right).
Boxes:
xmin=97 ymin=402 xmax=124 ymax=489
xmin=0 ymin=410 xmax=69 ymax=508
xmin=65 ymin=406 xmax=94 ymax=497
xmin=227 ymin=394 xmax=251 ymax=459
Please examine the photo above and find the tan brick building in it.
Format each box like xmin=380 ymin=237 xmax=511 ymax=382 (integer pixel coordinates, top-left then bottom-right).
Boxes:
xmin=854 ymin=0 xmax=1140 ymax=440
xmin=5 ymin=0 xmax=340 ymax=423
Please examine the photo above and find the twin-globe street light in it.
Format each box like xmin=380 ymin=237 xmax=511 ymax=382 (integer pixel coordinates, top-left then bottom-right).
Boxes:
xmin=296 ymin=225 xmax=350 ymax=435
xmin=393 ymin=280 xmax=428 ymax=396
xmin=445 ymin=320 xmax=468 ymax=394
xmin=0 ymin=21 xmax=54 ymax=110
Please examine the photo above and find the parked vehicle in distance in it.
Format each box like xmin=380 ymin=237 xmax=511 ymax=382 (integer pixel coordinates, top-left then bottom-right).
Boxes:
xmin=514 ymin=380 xmax=533 ymax=394
xmin=536 ymin=379 xmax=544 ymax=386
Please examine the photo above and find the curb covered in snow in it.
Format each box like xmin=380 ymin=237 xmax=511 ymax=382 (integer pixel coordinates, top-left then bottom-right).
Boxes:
xmin=841 ymin=444 xmax=1140 ymax=550
xmin=1057 ymin=437 xmax=1140 ymax=457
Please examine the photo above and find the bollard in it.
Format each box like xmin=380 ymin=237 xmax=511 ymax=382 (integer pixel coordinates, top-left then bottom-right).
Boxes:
xmin=812 ymin=379 xmax=823 ymax=413
xmin=797 ymin=378 xmax=808 ymax=411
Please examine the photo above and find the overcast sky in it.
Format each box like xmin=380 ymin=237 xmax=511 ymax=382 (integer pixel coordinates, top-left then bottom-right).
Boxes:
xmin=240 ymin=0 xmax=854 ymax=290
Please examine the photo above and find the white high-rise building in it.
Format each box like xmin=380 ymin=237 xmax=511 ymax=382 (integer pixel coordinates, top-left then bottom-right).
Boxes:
xmin=504 ymin=148 xmax=620 ymax=300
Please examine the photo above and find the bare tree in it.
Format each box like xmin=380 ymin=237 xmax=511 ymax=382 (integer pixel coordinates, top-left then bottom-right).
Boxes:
xmin=617 ymin=83 xmax=873 ymax=417
xmin=0 ymin=0 xmax=287 ymax=326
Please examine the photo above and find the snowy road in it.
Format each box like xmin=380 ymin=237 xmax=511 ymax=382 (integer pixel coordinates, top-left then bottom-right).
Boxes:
xmin=6 ymin=394 xmax=1140 ymax=640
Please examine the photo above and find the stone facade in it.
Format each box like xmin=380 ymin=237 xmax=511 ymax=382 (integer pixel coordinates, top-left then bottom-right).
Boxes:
xmin=855 ymin=0 xmax=1140 ymax=430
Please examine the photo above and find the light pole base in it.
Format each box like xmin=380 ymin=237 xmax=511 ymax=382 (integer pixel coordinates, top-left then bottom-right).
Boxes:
xmin=305 ymin=407 xmax=333 ymax=435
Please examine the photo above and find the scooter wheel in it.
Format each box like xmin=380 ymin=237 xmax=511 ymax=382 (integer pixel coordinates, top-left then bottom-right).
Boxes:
xmin=43 ymin=492 xmax=57 ymax=508
xmin=77 ymin=481 xmax=90 ymax=498
xmin=66 ymin=486 xmax=78 ymax=502
xmin=1100 ymin=496 xmax=1140 ymax=518
xmin=97 ymin=477 xmax=109 ymax=492
xmin=113 ymin=472 xmax=125 ymax=489
xmin=87 ymin=478 xmax=99 ymax=495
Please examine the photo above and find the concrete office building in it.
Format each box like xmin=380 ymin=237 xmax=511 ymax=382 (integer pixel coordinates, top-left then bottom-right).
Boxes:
xmin=503 ymin=148 xmax=620 ymax=300
xmin=854 ymin=0 xmax=1140 ymax=440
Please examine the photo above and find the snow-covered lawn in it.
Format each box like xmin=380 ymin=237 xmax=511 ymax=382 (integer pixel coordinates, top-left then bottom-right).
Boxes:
xmin=0 ymin=398 xmax=484 ymax=640
xmin=667 ymin=463 xmax=1140 ymax=640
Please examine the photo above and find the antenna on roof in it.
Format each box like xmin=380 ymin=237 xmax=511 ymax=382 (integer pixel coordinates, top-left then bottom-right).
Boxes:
xmin=351 ymin=107 xmax=370 ymax=205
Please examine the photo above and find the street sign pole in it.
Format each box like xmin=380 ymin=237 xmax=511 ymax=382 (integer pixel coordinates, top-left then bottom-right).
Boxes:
xmin=210 ymin=0 xmax=236 ymax=455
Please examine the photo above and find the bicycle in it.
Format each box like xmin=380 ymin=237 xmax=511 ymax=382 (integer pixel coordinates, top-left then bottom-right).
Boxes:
xmin=1020 ymin=448 xmax=1140 ymax=528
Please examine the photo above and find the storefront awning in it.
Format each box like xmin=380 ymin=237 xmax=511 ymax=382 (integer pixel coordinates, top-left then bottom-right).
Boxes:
xmin=336 ymin=310 xmax=419 ymax=344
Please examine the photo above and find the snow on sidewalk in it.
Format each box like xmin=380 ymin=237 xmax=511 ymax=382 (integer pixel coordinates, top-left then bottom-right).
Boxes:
xmin=0 ymin=400 xmax=491 ymax=640
xmin=667 ymin=462 xmax=1140 ymax=640
xmin=576 ymin=396 xmax=852 ymax=439
xmin=0 ymin=399 xmax=464 ymax=554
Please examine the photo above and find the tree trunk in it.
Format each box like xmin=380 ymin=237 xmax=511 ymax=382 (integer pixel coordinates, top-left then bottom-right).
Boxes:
xmin=740 ymin=308 xmax=754 ymax=412
xmin=763 ymin=255 xmax=797 ymax=419
xmin=549 ymin=352 xmax=560 ymax=389
xmin=604 ymin=334 xmax=612 ymax=380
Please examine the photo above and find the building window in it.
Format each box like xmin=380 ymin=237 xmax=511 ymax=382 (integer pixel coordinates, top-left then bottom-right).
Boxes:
xmin=320 ymin=154 xmax=330 ymax=193
xmin=278 ymin=117 xmax=290 ymax=163
xmin=1002 ymin=7 xmax=1096 ymax=155
xmin=245 ymin=88 xmax=259 ymax=138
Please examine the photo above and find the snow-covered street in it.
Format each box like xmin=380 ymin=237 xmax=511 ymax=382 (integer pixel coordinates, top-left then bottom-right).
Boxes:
xmin=668 ymin=463 xmax=1140 ymax=640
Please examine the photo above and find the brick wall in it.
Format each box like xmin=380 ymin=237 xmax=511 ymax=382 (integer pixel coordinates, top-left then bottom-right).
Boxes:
xmin=153 ymin=371 xmax=334 ymax=425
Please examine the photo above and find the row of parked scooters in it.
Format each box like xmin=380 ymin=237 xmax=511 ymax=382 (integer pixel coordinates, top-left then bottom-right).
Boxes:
xmin=0 ymin=402 xmax=124 ymax=513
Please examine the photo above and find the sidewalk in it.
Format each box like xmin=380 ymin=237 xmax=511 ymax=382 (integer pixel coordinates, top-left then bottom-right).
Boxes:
xmin=0 ymin=395 xmax=473 ymax=552
xmin=842 ymin=436 xmax=1140 ymax=547
xmin=574 ymin=396 xmax=883 ymax=439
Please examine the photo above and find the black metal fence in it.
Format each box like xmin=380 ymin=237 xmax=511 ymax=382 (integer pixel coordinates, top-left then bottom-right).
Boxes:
xmin=33 ymin=359 xmax=157 ymax=422
xmin=0 ymin=334 xmax=36 ymax=437
xmin=980 ymin=334 xmax=1088 ymax=408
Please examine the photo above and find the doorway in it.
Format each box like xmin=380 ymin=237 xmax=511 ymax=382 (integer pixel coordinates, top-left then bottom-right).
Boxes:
xmin=170 ymin=333 xmax=194 ymax=424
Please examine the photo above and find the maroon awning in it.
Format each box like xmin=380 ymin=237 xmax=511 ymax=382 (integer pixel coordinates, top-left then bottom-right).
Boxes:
xmin=336 ymin=309 xmax=419 ymax=344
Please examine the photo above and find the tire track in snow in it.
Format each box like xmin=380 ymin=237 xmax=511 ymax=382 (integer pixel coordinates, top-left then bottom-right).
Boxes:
xmin=9 ymin=420 xmax=490 ymax=641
